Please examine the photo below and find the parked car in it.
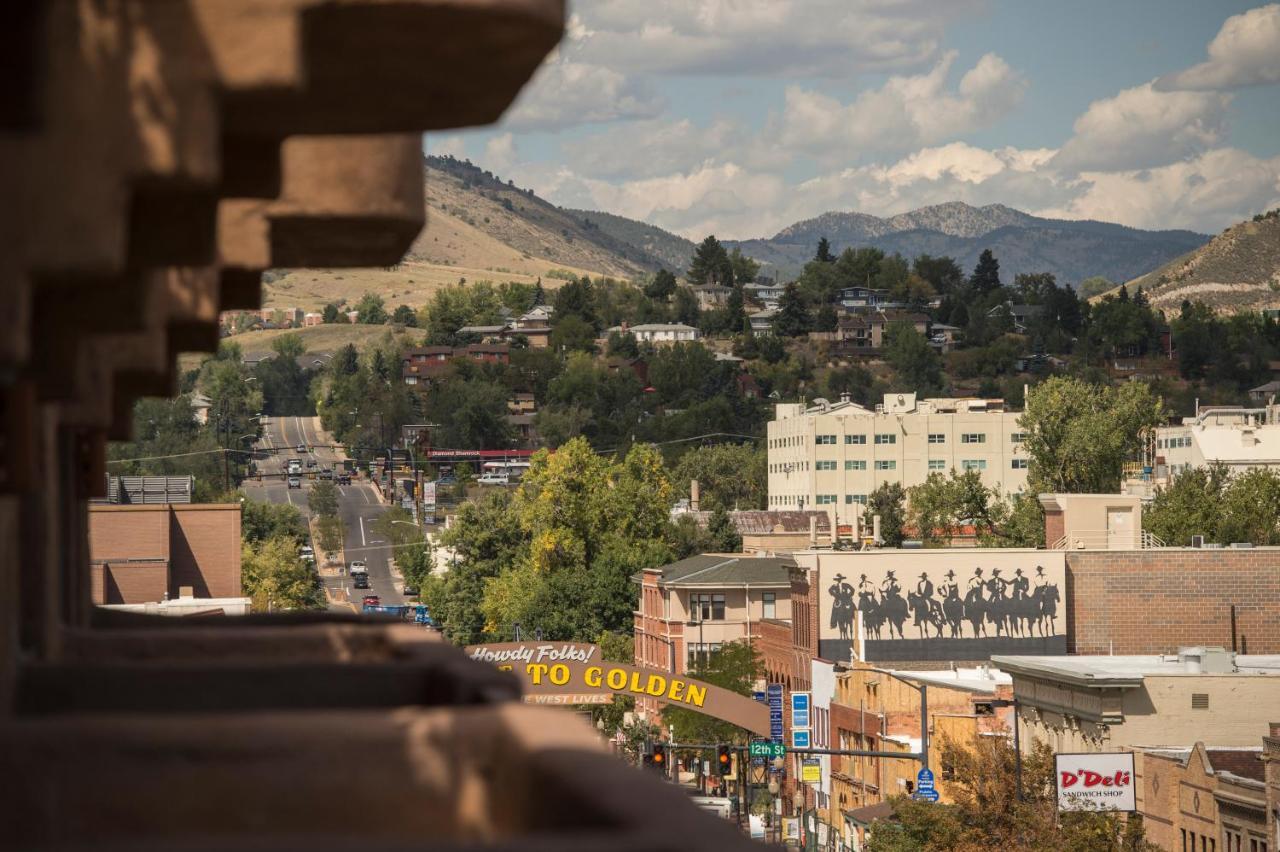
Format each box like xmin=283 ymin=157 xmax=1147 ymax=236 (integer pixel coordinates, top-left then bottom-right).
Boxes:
xmin=476 ymin=472 xmax=510 ymax=486
xmin=352 ymin=573 xmax=369 ymax=590
xmin=287 ymin=476 xmax=301 ymax=489
xmin=362 ymin=595 xmax=380 ymax=607
xmin=402 ymin=584 xmax=419 ymax=597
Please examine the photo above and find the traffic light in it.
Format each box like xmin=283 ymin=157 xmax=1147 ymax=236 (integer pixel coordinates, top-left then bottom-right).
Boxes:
xmin=642 ymin=743 xmax=668 ymax=773
xmin=716 ymin=745 xmax=732 ymax=776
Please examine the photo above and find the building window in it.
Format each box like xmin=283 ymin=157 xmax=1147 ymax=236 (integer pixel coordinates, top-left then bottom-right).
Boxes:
xmin=875 ymin=460 xmax=896 ymax=470
xmin=961 ymin=433 xmax=986 ymax=444
xmin=816 ymin=460 xmax=837 ymax=471
xmin=762 ymin=592 xmax=776 ymax=619
xmin=928 ymin=433 xmax=946 ymax=444
xmin=691 ymin=593 xmax=725 ymax=621
xmin=845 ymin=434 xmax=866 ymax=445
xmin=874 ymin=433 xmax=896 ymax=445
xmin=1011 ymin=459 xmax=1029 ymax=469
xmin=846 ymin=494 xmax=867 ymax=505
xmin=1011 ymin=432 xmax=1027 ymax=443
xmin=845 ymin=460 xmax=867 ymax=471
xmin=962 ymin=459 xmax=987 ymax=471
xmin=816 ymin=494 xmax=837 ymax=504
xmin=816 ymin=434 xmax=837 ymax=445
xmin=1191 ymin=693 xmax=1209 ymax=709
xmin=689 ymin=642 xmax=723 ymax=667
xmin=928 ymin=459 xmax=946 ymax=471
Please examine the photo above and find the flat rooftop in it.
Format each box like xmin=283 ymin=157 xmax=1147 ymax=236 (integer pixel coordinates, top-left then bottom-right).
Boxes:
xmin=991 ymin=654 xmax=1280 ymax=687
xmin=886 ymin=667 xmax=1012 ymax=693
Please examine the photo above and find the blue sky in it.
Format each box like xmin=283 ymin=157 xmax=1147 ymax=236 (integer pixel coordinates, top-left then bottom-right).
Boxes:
xmin=427 ymin=1 xmax=1280 ymax=240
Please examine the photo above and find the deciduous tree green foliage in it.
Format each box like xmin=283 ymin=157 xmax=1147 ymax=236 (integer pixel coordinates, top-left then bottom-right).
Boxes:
xmin=548 ymin=313 xmax=598 ymax=353
xmin=868 ymin=482 xmax=906 ymax=546
xmin=606 ymin=330 xmax=640 ymax=358
xmin=687 ymin=235 xmax=734 ymax=286
xmin=671 ymin=443 xmax=767 ymax=511
xmin=884 ymin=321 xmax=944 ymax=396
xmin=591 ymin=631 xmax=638 ymax=736
xmin=1086 ymin=287 xmax=1161 ymax=358
xmin=425 ymin=377 xmax=513 ymax=449
xmin=866 ymin=737 xmax=1157 ymax=852
xmin=538 ymin=352 xmax=644 ymax=448
xmin=1020 ymin=377 xmax=1164 ymax=493
xmin=1144 ymin=466 xmax=1280 ymax=546
xmin=418 ymin=282 xmax=505 ymax=344
xmin=823 ymin=364 xmax=882 ymax=407
xmin=444 ymin=439 xmax=675 ymax=643
xmin=240 ymin=498 xmax=309 ymax=545
xmin=912 ymin=254 xmax=964 ymax=294
xmin=435 ymin=491 xmax=526 ymax=645
xmin=1170 ymin=301 xmax=1278 ymax=391
xmin=706 ymin=507 xmax=742 ymax=552
xmin=391 ymin=304 xmax=418 ymax=327
xmin=355 ymin=291 xmax=388 ymax=324
xmin=773 ymin=282 xmax=810 ymax=337
xmin=1078 ymin=275 xmax=1114 ymax=299
xmin=253 ymin=334 xmax=313 ymax=416
xmin=315 ymin=514 xmax=344 ymax=557
xmin=107 ymin=396 xmax=227 ymax=500
xmin=241 ymin=536 xmax=324 ymax=612
xmin=307 ymin=479 xmax=339 ymax=518
xmin=553 ymin=276 xmax=597 ymax=326
xmin=316 ymin=332 xmax=414 ymax=454
xmin=644 ymin=269 xmax=678 ymax=301
xmin=663 ymin=641 xmax=763 ymax=744
xmin=907 ymin=471 xmax=1044 ymax=548
xmin=673 ymin=285 xmax=700 ymax=326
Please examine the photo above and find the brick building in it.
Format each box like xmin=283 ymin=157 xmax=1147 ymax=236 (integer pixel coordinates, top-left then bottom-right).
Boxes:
xmin=1137 ymin=738 xmax=1273 ymax=852
xmin=88 ymin=504 xmax=242 ymax=605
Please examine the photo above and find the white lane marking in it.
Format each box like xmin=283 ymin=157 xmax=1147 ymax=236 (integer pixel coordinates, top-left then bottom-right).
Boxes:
xmin=360 ymin=516 xmax=367 ymax=546
xmin=285 ymin=488 xmax=294 ymax=506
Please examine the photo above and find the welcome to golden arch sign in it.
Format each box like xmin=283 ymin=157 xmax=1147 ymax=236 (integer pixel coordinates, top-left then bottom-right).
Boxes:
xmin=466 ymin=642 xmax=770 ymax=735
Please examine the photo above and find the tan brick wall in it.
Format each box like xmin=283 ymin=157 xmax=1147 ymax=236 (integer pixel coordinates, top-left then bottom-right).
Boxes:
xmin=1066 ymin=549 xmax=1280 ymax=655
xmin=89 ymin=506 xmax=169 ymax=561
xmin=170 ymin=505 xmax=241 ymax=598
xmin=97 ymin=561 xmax=169 ymax=605
xmin=1044 ymin=509 xmax=1065 ymax=547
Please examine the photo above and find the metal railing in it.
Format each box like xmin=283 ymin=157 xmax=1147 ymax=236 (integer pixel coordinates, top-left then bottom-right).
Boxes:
xmin=1048 ymin=529 xmax=1166 ymax=550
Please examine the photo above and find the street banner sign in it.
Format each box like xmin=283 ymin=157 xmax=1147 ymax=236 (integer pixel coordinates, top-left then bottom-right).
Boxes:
xmin=750 ymin=740 xmax=786 ymax=759
xmin=791 ymin=729 xmax=810 ymax=749
xmin=802 ymin=758 xmax=821 ymax=783
xmin=1055 ymin=752 xmax=1136 ymax=812
xmin=767 ymin=683 xmax=784 ymax=743
xmin=753 ymin=690 xmax=765 ymax=703
xmin=782 ymin=818 xmax=800 ymax=842
xmin=791 ymin=692 xmax=811 ymax=728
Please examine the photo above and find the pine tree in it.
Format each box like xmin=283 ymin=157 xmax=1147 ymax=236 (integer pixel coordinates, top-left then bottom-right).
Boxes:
xmin=532 ymin=277 xmax=545 ymax=306
xmin=815 ymin=237 xmax=835 ymax=263
xmin=969 ymin=249 xmax=1001 ymax=294
xmin=688 ymin=235 xmax=733 ymax=287
xmin=773 ymin=282 xmax=810 ymax=337
xmin=726 ymin=284 xmax=746 ymax=329
xmin=322 ymin=303 xmax=341 ymax=324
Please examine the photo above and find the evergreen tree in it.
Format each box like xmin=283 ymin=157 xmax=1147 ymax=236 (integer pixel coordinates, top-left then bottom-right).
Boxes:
xmin=773 ymin=282 xmax=810 ymax=337
xmin=644 ymin=269 xmax=678 ymax=301
xmin=321 ymin=303 xmax=341 ymax=324
xmin=673 ymin=286 xmax=700 ymax=326
xmin=688 ymin=235 xmax=734 ymax=287
xmin=815 ymin=237 xmax=835 ymax=263
xmin=725 ymin=284 xmax=746 ymax=329
xmin=532 ymin=277 xmax=546 ymax=306
xmin=728 ymin=248 xmax=760 ymax=284
xmin=333 ymin=343 xmax=359 ymax=376
xmin=706 ymin=507 xmax=742 ymax=552
xmin=969 ymin=249 xmax=1001 ymax=294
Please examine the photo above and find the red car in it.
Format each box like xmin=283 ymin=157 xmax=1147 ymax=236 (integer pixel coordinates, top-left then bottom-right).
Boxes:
xmin=362 ymin=595 xmax=380 ymax=607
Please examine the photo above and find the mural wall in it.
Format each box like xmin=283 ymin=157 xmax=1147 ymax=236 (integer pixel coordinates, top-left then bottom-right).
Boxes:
xmin=810 ymin=550 xmax=1066 ymax=662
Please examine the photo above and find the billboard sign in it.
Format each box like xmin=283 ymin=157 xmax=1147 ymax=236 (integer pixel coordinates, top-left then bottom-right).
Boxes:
xmin=812 ymin=550 xmax=1067 ymax=662
xmin=791 ymin=692 xmax=811 ymax=727
xmin=767 ymin=683 xmax=784 ymax=743
xmin=1054 ymin=753 xmax=1136 ymax=812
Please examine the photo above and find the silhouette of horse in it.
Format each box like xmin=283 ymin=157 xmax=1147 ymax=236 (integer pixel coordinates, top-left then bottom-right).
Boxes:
xmin=1035 ymin=584 xmax=1060 ymax=636
xmin=907 ymin=590 xmax=945 ymax=639
xmin=941 ymin=589 xmax=965 ymax=638
xmin=963 ymin=586 xmax=987 ymax=637
xmin=858 ymin=591 xmax=884 ymax=640
xmin=880 ymin=590 xmax=908 ymax=640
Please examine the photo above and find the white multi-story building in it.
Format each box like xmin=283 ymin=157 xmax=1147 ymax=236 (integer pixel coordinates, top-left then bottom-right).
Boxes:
xmin=1153 ymin=403 xmax=1280 ymax=480
xmin=766 ymin=393 xmax=1030 ymax=523
xmin=606 ymin=322 xmax=700 ymax=344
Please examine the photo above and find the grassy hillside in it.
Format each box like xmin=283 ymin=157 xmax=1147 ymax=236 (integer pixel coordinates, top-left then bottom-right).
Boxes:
xmin=1111 ymin=214 xmax=1280 ymax=314
xmin=564 ymin=208 xmax=696 ymax=272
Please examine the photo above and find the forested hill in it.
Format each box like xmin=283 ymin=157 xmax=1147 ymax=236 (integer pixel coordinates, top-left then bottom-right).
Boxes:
xmin=724 ymin=202 xmax=1208 ymax=285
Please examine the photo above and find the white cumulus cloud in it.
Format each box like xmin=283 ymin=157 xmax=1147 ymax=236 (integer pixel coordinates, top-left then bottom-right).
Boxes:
xmin=1157 ymin=4 xmax=1280 ymax=90
xmin=502 ymin=60 xmax=665 ymax=131
xmin=1051 ymin=82 xmax=1231 ymax=173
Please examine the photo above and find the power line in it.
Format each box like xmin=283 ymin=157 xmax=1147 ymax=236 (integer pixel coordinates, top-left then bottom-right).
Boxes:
xmin=106 ymin=448 xmax=256 ymax=464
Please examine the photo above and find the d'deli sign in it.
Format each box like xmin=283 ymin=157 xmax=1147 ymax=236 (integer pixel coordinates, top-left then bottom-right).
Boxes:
xmin=526 ymin=663 xmax=708 ymax=708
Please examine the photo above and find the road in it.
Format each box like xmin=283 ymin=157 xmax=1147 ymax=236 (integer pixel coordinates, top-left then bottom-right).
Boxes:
xmin=243 ymin=415 xmax=405 ymax=608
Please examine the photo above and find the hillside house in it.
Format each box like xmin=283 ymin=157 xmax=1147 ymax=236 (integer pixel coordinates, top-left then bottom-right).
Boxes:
xmin=749 ymin=308 xmax=777 ymax=334
xmin=606 ymin=323 xmax=699 ymax=344
xmin=744 ymin=282 xmax=785 ymax=306
xmin=691 ymin=285 xmax=732 ymax=309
